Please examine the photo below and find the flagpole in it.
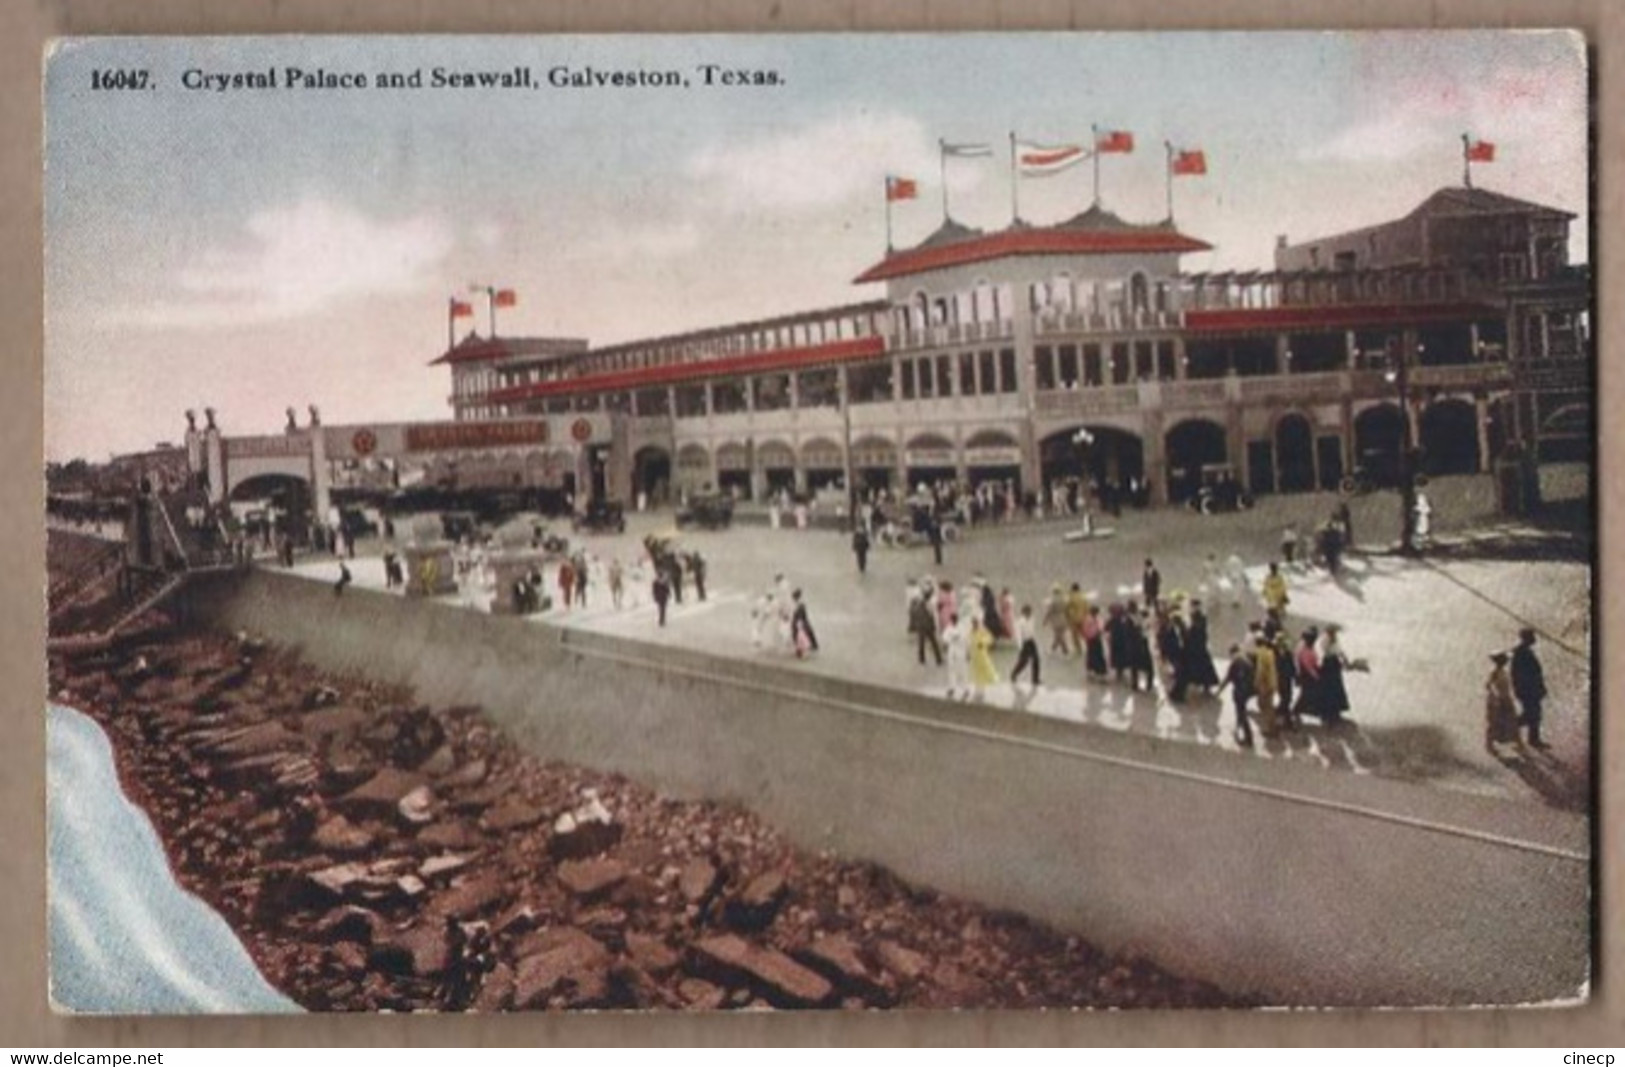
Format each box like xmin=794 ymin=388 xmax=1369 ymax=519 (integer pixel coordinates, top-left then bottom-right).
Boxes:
xmin=1462 ymin=132 xmax=1472 ymax=189
xmin=447 ymin=297 xmax=455 ymax=352
xmin=1165 ymin=142 xmax=1175 ymax=222
xmin=1091 ymin=124 xmax=1101 ymax=207
xmin=1009 ymin=131 xmax=1020 ymax=225
xmin=486 ymin=286 xmax=498 ymax=338
xmin=885 ymin=177 xmax=894 ymax=253
xmin=939 ymin=139 xmax=950 ymax=222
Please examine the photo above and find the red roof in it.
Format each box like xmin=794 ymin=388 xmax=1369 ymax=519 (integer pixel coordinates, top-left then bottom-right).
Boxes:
xmin=430 ymin=334 xmax=587 ymax=367
xmin=856 ymin=213 xmax=1212 ymax=284
xmin=487 ymin=335 xmax=888 ymax=403
xmin=1183 ymin=301 xmax=1498 ymax=334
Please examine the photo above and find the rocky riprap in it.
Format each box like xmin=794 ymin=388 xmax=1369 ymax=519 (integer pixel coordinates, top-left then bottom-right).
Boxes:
xmin=48 ymin=625 xmax=1244 ymax=1012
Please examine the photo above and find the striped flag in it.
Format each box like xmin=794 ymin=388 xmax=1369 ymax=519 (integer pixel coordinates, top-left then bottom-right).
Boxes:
xmin=494 ymin=288 xmax=518 ymax=308
xmin=886 ymin=175 xmax=919 ymax=201
xmin=1466 ymin=139 xmax=1496 ymax=163
xmin=941 ymin=141 xmax=994 ymax=158
xmin=1017 ymin=141 xmax=1088 ymax=176
xmin=1171 ymin=148 xmax=1207 ymax=176
xmin=450 ymin=299 xmax=474 ymax=318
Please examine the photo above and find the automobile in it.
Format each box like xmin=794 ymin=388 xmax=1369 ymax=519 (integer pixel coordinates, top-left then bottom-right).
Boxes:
xmin=440 ymin=510 xmax=479 ymax=542
xmin=874 ymin=501 xmax=959 ymax=547
xmin=1186 ymin=465 xmax=1254 ymax=514
xmin=675 ymin=494 xmax=734 ymax=530
xmin=572 ymin=499 xmax=627 ymax=535
xmin=337 ymin=505 xmax=378 ymax=541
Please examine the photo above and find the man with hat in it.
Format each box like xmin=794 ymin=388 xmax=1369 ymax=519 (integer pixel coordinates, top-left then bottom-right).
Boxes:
xmin=1511 ymin=628 xmax=1549 ymax=749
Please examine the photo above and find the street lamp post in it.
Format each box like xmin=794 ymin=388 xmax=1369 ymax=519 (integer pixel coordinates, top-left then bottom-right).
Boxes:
xmin=1385 ymin=338 xmax=1420 ymax=555
xmin=1070 ymin=428 xmax=1095 ymax=536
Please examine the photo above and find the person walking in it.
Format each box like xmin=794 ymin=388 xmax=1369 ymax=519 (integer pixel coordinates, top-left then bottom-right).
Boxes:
xmin=1127 ymin=606 xmax=1154 ymax=693
xmin=608 ymin=557 xmax=625 ymax=609
xmin=1042 ymin=585 xmax=1070 ymax=657
xmin=557 ymin=557 xmax=576 ymax=610
xmin=928 ymin=515 xmax=945 ymax=567
xmin=997 ymin=587 xmax=1018 ymax=643
xmin=1252 ymin=634 xmax=1279 ymax=738
xmin=668 ymin=555 xmax=685 ymax=604
xmin=627 ymin=555 xmax=647 ymax=608
xmin=1281 ymin=522 xmax=1300 ymax=566
xmin=1083 ymin=605 xmax=1109 ymax=681
xmin=1485 ymin=651 xmax=1521 ymax=752
xmin=1186 ymin=601 xmax=1220 ymax=696
xmin=1261 ymin=562 xmax=1290 ymax=622
xmin=573 ymin=552 xmax=589 ymax=609
xmin=978 ymin=578 xmax=1007 ymax=642
xmin=1511 ymin=628 xmax=1549 ymax=748
xmin=1166 ymin=611 xmax=1192 ymax=702
xmin=690 ymin=552 xmax=708 ymax=601
xmin=1318 ymin=624 xmax=1352 ymax=726
xmin=1292 ymin=628 xmax=1321 ymax=725
xmin=969 ymin=616 xmax=997 ymax=701
xmin=944 ymin=614 xmax=970 ymax=700
xmin=1217 ymin=643 xmax=1255 ymax=746
xmin=1010 ymin=604 xmax=1041 ymax=688
xmin=652 ymin=570 xmax=671 ymax=627
xmin=1272 ymin=625 xmax=1297 ymax=726
xmin=1064 ymin=583 xmax=1089 ymax=657
xmin=1142 ymin=559 xmax=1162 ymax=606
xmin=851 ymin=525 xmax=871 ymax=575
xmin=333 ymin=560 xmax=352 ymax=597
xmin=1107 ymin=603 xmax=1132 ymax=686
xmin=791 ymin=589 xmax=819 ymax=658
xmin=909 ymin=587 xmax=943 ymax=666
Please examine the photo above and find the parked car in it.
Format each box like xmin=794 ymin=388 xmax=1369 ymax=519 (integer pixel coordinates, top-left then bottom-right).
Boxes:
xmin=676 ymin=494 xmax=734 ymax=530
xmin=1186 ymin=465 xmax=1254 ymax=514
xmin=572 ymin=499 xmax=627 ymax=535
xmin=440 ymin=510 xmax=479 ymax=542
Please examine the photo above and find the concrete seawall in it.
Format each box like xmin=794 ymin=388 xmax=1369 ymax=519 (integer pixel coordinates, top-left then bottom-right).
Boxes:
xmin=179 ymin=570 xmax=1591 ymax=1007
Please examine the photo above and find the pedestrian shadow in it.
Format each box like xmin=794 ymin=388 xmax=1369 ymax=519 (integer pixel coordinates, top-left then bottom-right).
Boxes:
xmin=1168 ymin=695 xmax=1223 ymax=744
xmin=1080 ymin=684 xmax=1108 ymax=726
xmin=1491 ymin=747 xmax=1591 ymax=813
xmin=1121 ymin=689 xmax=1160 ymax=736
xmin=1333 ymin=722 xmax=1504 ymax=788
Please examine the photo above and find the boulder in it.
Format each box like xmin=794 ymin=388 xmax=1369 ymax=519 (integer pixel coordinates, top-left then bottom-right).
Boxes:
xmin=512 ymin=927 xmax=611 ymax=1008
xmin=438 ymin=758 xmax=490 ymax=790
xmin=419 ymin=853 xmax=473 ymax=880
xmin=335 ymin=768 xmax=427 ymax=818
xmin=724 ymin=869 xmax=788 ymax=931
xmin=874 ymin=940 xmax=930 ymax=983
xmin=371 ymin=920 xmax=454 ymax=978
xmin=797 ymin=933 xmax=890 ymax=1002
xmin=482 ymin=798 xmax=549 ymax=833
xmin=556 ymin=858 xmax=628 ymax=900
xmin=678 ymin=858 xmax=720 ymax=904
xmin=470 ymin=961 xmax=515 ymax=1012
xmin=309 ymin=815 xmax=375 ymax=856
xmin=431 ymin=872 xmax=510 ymax=920
xmin=676 ymin=977 xmax=727 ymax=1010
xmin=397 ymin=785 xmax=436 ymax=825
xmin=417 ymin=820 xmax=479 ymax=851
xmin=689 ymin=934 xmax=833 ymax=1008
xmin=624 ymin=932 xmax=680 ymax=976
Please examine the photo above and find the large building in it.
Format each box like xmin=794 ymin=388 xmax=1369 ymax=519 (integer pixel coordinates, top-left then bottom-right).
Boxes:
xmin=433 ymin=183 xmax=1589 ymax=509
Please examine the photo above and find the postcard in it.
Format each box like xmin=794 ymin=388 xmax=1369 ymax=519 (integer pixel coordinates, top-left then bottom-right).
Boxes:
xmin=43 ymin=32 xmax=1593 ymax=1013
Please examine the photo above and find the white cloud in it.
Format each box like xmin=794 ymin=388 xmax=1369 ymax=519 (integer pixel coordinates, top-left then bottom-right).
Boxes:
xmin=684 ymin=111 xmax=962 ymax=213
xmin=112 ymin=197 xmax=452 ymax=329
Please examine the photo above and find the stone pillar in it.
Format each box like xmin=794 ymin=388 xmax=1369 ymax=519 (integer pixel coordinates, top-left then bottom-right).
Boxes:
xmin=1012 ymin=284 xmax=1042 ymax=498
xmin=1275 ymin=333 xmax=1290 ymax=375
xmin=205 ymin=425 xmax=226 ymax=505
xmin=1475 ymin=394 xmax=1492 ymax=474
xmin=610 ymin=416 xmax=634 ymax=503
xmin=1141 ymin=409 xmax=1167 ymax=507
xmin=309 ymin=428 xmax=332 ymax=521
xmin=184 ymin=421 xmax=203 ymax=481
xmin=1174 ymin=337 xmax=1188 ymax=381
xmin=1345 ymin=330 xmax=1358 ymax=369
xmin=574 ymin=447 xmax=592 ymax=514
xmin=667 ymin=386 xmax=679 ymax=419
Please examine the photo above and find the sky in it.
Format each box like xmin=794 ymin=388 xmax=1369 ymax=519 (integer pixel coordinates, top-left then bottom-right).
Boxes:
xmin=44 ymin=32 xmax=1589 ymax=462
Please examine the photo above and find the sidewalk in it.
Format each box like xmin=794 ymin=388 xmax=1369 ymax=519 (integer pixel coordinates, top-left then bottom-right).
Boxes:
xmin=284 ymin=488 xmax=1591 ymax=813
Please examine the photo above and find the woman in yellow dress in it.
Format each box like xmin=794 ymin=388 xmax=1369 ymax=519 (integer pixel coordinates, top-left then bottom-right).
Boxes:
xmin=969 ymin=617 xmax=998 ymax=701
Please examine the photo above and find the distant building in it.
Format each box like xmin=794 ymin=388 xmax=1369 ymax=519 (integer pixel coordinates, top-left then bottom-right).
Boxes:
xmin=431 ymin=334 xmax=590 ymax=423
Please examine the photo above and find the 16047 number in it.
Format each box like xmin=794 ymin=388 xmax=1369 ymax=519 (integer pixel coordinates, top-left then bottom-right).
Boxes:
xmin=90 ymin=69 xmax=152 ymax=90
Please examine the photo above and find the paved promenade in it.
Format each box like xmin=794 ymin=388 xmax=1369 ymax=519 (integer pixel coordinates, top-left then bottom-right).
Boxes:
xmin=286 ymin=474 xmax=1591 ymax=814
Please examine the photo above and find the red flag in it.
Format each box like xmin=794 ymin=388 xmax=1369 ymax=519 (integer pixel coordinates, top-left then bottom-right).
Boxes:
xmin=1171 ymin=149 xmax=1207 ymax=176
xmin=450 ymin=299 xmax=474 ymax=318
xmin=886 ymin=175 xmax=918 ymax=202
xmin=1096 ymin=129 xmax=1135 ymax=154
xmin=1466 ymin=139 xmax=1496 ymax=163
xmin=494 ymin=288 xmax=518 ymax=308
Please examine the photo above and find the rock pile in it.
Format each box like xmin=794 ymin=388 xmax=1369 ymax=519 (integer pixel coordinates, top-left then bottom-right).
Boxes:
xmin=48 ymin=627 xmax=1243 ymax=1012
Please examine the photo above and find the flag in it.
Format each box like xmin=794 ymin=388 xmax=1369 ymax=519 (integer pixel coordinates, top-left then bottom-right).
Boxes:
xmin=886 ymin=175 xmax=919 ymax=201
xmin=1171 ymin=149 xmax=1207 ymax=176
xmin=942 ymin=141 xmax=994 ymax=158
xmin=1017 ymin=141 xmax=1088 ymax=176
xmin=450 ymin=299 xmax=474 ymax=318
xmin=1466 ymin=139 xmax=1496 ymax=163
xmin=1096 ymin=129 xmax=1135 ymax=154
xmin=494 ymin=288 xmax=518 ymax=308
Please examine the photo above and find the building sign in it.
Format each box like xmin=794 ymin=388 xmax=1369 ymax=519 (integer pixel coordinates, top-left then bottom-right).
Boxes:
xmin=965 ymin=446 xmax=1022 ymax=467
xmin=351 ymin=428 xmax=377 ymax=455
xmin=904 ymin=447 xmax=956 ymax=468
xmin=226 ymin=434 xmax=311 ymax=458
xmin=570 ymin=418 xmax=593 ymax=443
xmin=405 ymin=420 xmax=550 ymax=452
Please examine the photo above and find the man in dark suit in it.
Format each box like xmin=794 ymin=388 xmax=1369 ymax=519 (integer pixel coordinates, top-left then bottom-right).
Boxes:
xmin=1142 ymin=559 xmax=1162 ymax=606
xmin=1511 ymin=628 xmax=1549 ymax=749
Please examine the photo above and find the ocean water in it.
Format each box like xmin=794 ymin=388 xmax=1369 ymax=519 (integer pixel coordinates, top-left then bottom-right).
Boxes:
xmin=47 ymin=703 xmax=302 ymax=1014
